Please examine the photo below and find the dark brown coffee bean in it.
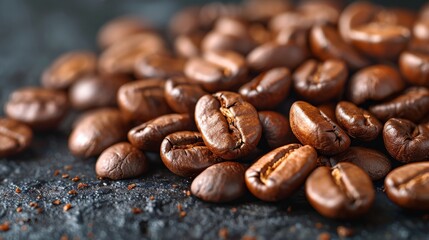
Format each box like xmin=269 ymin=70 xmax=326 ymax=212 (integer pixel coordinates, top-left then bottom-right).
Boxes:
xmin=195 ymin=91 xmax=261 ymax=160
xmin=117 ymin=79 xmax=172 ymax=123
xmin=318 ymin=147 xmax=391 ymax=181
xmin=317 ymin=102 xmax=337 ymax=124
xmin=305 ymin=162 xmax=375 ymax=219
xmin=385 ymin=162 xmax=429 ymax=210
xmin=338 ymin=2 xmax=377 ymax=43
xmin=4 ymin=87 xmax=68 ymax=130
xmin=41 ymin=51 xmax=97 ymax=90
xmin=191 ymin=162 xmax=246 ymax=203
xmin=68 ymin=108 xmax=129 ymax=158
xmin=399 ymin=51 xmax=429 ymax=87
xmin=160 ymin=131 xmax=223 ymax=177
xmin=293 ymin=59 xmax=348 ymax=104
xmin=239 ymin=67 xmax=292 ymax=110
xmin=258 ymin=111 xmax=293 ymax=150
xmin=164 ymin=77 xmax=208 ymax=115
xmin=412 ymin=20 xmax=429 ymax=42
xmin=69 ymin=74 xmax=129 ymax=110
xmin=185 ymin=50 xmax=247 ymax=92
xmin=335 ymin=101 xmax=382 ymax=141
xmin=370 ymin=87 xmax=429 ymax=123
xmin=174 ymin=33 xmax=203 ymax=58
xmin=290 ymin=101 xmax=350 ymax=155
xmin=95 ymin=142 xmax=147 ymax=180
xmin=275 ymin=27 xmax=309 ymax=57
xmin=383 ymin=118 xmax=429 ymax=163
xmin=169 ymin=7 xmax=202 ymax=36
xmin=134 ymin=54 xmax=186 ymax=79
xmin=245 ymin=144 xmax=317 ymax=202
xmin=128 ymin=114 xmax=195 ymax=152
xmin=243 ymin=0 xmax=292 ymax=23
xmin=0 ymin=118 xmax=33 ymax=158
xmin=348 ymin=65 xmax=404 ymax=105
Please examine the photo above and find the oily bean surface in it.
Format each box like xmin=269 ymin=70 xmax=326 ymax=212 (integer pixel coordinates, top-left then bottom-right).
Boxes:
xmin=399 ymin=51 xmax=429 ymax=87
xmin=164 ymin=77 xmax=207 ymax=115
xmin=258 ymin=111 xmax=293 ymax=150
xmin=134 ymin=54 xmax=185 ymax=79
xmin=0 ymin=118 xmax=33 ymax=158
xmin=174 ymin=33 xmax=203 ymax=58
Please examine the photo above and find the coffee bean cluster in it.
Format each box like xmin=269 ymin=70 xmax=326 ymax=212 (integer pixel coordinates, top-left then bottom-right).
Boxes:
xmin=1 ymin=0 xmax=429 ymax=220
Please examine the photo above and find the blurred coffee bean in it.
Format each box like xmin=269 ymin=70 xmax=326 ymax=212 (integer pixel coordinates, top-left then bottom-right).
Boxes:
xmin=174 ymin=33 xmax=204 ymax=58
xmin=243 ymin=0 xmax=292 ymax=23
xmin=0 ymin=118 xmax=33 ymax=158
xmin=164 ymin=77 xmax=208 ymax=115
xmin=258 ymin=111 xmax=293 ymax=150
xmin=134 ymin=54 xmax=185 ymax=79
xmin=399 ymin=51 xmax=429 ymax=87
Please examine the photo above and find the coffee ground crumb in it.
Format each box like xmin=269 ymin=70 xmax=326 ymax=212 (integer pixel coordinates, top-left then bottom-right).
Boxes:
xmin=16 ymin=207 xmax=23 ymax=213
xmin=149 ymin=196 xmax=155 ymax=201
xmin=179 ymin=211 xmax=187 ymax=218
xmin=62 ymin=174 xmax=69 ymax=179
xmin=127 ymin=183 xmax=136 ymax=190
xmin=131 ymin=207 xmax=142 ymax=214
xmin=219 ymin=228 xmax=229 ymax=239
xmin=337 ymin=226 xmax=355 ymax=238
xmin=318 ymin=232 xmax=331 ymax=240
xmin=241 ymin=235 xmax=256 ymax=240
xmin=29 ymin=202 xmax=38 ymax=208
xmin=315 ymin=222 xmax=323 ymax=229
xmin=72 ymin=176 xmax=80 ymax=182
xmin=0 ymin=222 xmax=10 ymax=232
xmin=68 ymin=190 xmax=78 ymax=195
xmin=52 ymin=199 xmax=61 ymax=205
xmin=77 ymin=183 xmax=88 ymax=189
xmin=177 ymin=203 xmax=183 ymax=212
xmin=63 ymin=203 xmax=72 ymax=212
xmin=64 ymin=165 xmax=73 ymax=171
xmin=54 ymin=170 xmax=60 ymax=176
xmin=15 ymin=187 xmax=21 ymax=193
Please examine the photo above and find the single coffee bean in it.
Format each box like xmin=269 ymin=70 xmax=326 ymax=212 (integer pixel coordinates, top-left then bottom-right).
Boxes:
xmin=258 ymin=111 xmax=293 ymax=150
xmin=195 ymin=91 xmax=261 ymax=160
xmin=317 ymin=102 xmax=337 ymax=124
xmin=412 ymin=20 xmax=429 ymax=42
xmin=184 ymin=50 xmax=247 ymax=92
xmin=68 ymin=108 xmax=129 ymax=158
xmin=5 ymin=87 xmax=68 ymax=130
xmin=95 ymin=142 xmax=147 ymax=180
xmin=174 ymin=33 xmax=203 ymax=58
xmin=41 ymin=51 xmax=97 ymax=90
xmin=169 ymin=6 xmax=202 ymax=36
xmin=243 ymin=0 xmax=291 ymax=23
xmin=290 ymin=101 xmax=350 ymax=155
xmin=202 ymin=31 xmax=255 ymax=55
xmin=160 ymin=131 xmax=223 ymax=177
xmin=245 ymin=144 xmax=317 ymax=202
xmin=348 ymin=65 xmax=404 ymax=105
xmin=370 ymin=87 xmax=429 ymax=123
xmin=0 ymin=118 xmax=33 ymax=158
xmin=293 ymin=59 xmax=348 ymax=104
xmin=399 ymin=51 xmax=429 ymax=87
xmin=239 ymin=67 xmax=292 ymax=110
xmin=318 ymin=147 xmax=391 ymax=181
xmin=338 ymin=2 xmax=377 ymax=43
xmin=305 ymin=162 xmax=375 ymax=219
xmin=117 ymin=79 xmax=172 ymax=123
xmin=164 ymin=77 xmax=208 ymax=115
xmin=69 ymin=74 xmax=129 ymax=111
xmin=191 ymin=162 xmax=246 ymax=203
xmin=335 ymin=101 xmax=382 ymax=141
xmin=385 ymin=162 xmax=429 ymax=210
xmin=383 ymin=118 xmax=429 ymax=163
xmin=134 ymin=54 xmax=186 ymax=79
xmin=128 ymin=114 xmax=195 ymax=152
xmin=275 ymin=27 xmax=310 ymax=57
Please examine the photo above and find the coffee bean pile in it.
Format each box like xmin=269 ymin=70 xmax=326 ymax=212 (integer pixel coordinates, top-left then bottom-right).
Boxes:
xmin=1 ymin=0 xmax=429 ymax=220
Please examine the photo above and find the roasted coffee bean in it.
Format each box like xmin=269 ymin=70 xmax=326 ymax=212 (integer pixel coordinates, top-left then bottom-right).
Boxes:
xmin=164 ymin=77 xmax=208 ymax=115
xmin=317 ymin=103 xmax=337 ymax=124
xmin=318 ymin=147 xmax=391 ymax=181
xmin=185 ymin=50 xmax=247 ymax=92
xmin=385 ymin=162 xmax=429 ymax=210
xmin=310 ymin=24 xmax=369 ymax=70
xmin=160 ymin=131 xmax=223 ymax=177
xmin=239 ymin=67 xmax=292 ymax=110
xmin=348 ymin=65 xmax=404 ymax=105
xmin=305 ymin=162 xmax=375 ymax=219
xmin=335 ymin=101 xmax=382 ymax=141
xmin=383 ymin=118 xmax=429 ymax=163
xmin=169 ymin=7 xmax=202 ymax=36
xmin=95 ymin=142 xmax=147 ymax=180
xmin=195 ymin=91 xmax=261 ymax=160
xmin=5 ymin=87 xmax=68 ymax=130
xmin=245 ymin=144 xmax=317 ymax=202
xmin=174 ymin=33 xmax=203 ymax=58
xmin=117 ymin=79 xmax=172 ymax=123
xmin=412 ymin=20 xmax=429 ymax=42
xmin=41 ymin=51 xmax=97 ymax=90
xmin=128 ymin=114 xmax=195 ymax=152
xmin=134 ymin=54 xmax=185 ymax=79
xmin=370 ymin=87 xmax=429 ymax=123
xmin=69 ymin=108 xmax=129 ymax=158
xmin=399 ymin=51 xmax=429 ymax=87
xmin=290 ymin=101 xmax=350 ymax=155
xmin=0 ymin=118 xmax=33 ymax=158
xmin=258 ymin=111 xmax=293 ymax=150
xmin=338 ymin=2 xmax=377 ymax=43
xmin=69 ymin=74 xmax=129 ymax=110
xmin=243 ymin=0 xmax=292 ymax=23
xmin=275 ymin=28 xmax=309 ymax=57
xmin=191 ymin=162 xmax=246 ymax=203
xmin=293 ymin=59 xmax=348 ymax=104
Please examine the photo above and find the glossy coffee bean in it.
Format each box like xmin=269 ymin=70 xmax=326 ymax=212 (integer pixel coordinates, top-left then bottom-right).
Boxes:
xmin=258 ymin=111 xmax=293 ymax=150
xmin=370 ymin=87 xmax=429 ymax=123
xmin=0 ymin=118 xmax=33 ymax=158
xmin=335 ymin=101 xmax=382 ymax=141
xmin=95 ymin=142 xmax=147 ymax=180
xmin=134 ymin=54 xmax=185 ymax=79
xmin=275 ymin=28 xmax=309 ymax=57
xmin=338 ymin=2 xmax=377 ymax=43
xmin=191 ymin=162 xmax=246 ymax=203
xmin=160 ymin=131 xmax=223 ymax=177
xmin=318 ymin=147 xmax=391 ymax=181
xmin=385 ymin=162 xmax=429 ymax=210
xmin=293 ymin=59 xmax=348 ymax=104
xmin=117 ymin=79 xmax=172 ymax=123
xmin=243 ymin=0 xmax=291 ymax=23
xmin=399 ymin=51 xmax=429 ymax=87
xmin=202 ymin=31 xmax=255 ymax=55
xmin=348 ymin=65 xmax=404 ymax=105
xmin=239 ymin=67 xmax=292 ymax=110
xmin=69 ymin=74 xmax=129 ymax=110
xmin=128 ymin=114 xmax=195 ymax=152
xmin=306 ymin=162 xmax=375 ymax=219
xmin=317 ymin=103 xmax=337 ymax=124
xmin=185 ymin=50 xmax=247 ymax=92
xmin=174 ymin=33 xmax=203 ymax=58
xmin=383 ymin=118 xmax=429 ymax=163
xmin=5 ymin=87 xmax=68 ymax=130
xmin=290 ymin=101 xmax=350 ymax=155
xmin=68 ymin=108 xmax=129 ymax=158
xmin=195 ymin=91 xmax=261 ymax=160
xmin=164 ymin=77 xmax=207 ymax=115
xmin=41 ymin=51 xmax=97 ymax=90
xmin=245 ymin=144 xmax=317 ymax=202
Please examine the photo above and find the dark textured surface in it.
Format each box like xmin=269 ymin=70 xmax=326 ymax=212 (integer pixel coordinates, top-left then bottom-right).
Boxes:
xmin=1 ymin=1 xmax=429 ymax=240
